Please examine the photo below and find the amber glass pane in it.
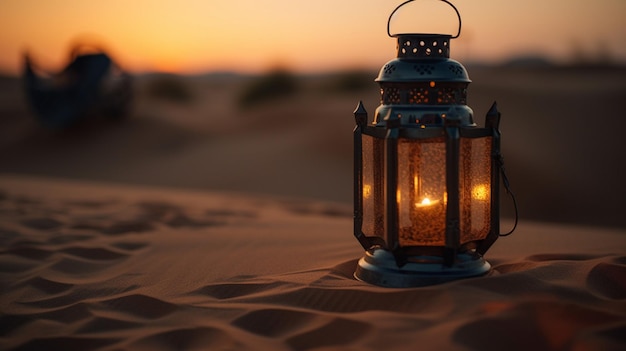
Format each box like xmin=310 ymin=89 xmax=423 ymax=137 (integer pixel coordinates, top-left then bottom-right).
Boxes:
xmin=397 ymin=137 xmax=446 ymax=246
xmin=361 ymin=135 xmax=385 ymax=239
xmin=460 ymin=136 xmax=492 ymax=244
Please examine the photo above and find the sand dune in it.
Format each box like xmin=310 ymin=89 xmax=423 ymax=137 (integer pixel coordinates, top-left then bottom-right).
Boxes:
xmin=1 ymin=175 xmax=624 ymax=350
xmin=1 ymin=67 xmax=626 ymax=228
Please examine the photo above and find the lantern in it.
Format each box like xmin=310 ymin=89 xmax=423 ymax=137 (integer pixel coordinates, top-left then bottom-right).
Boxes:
xmin=352 ymin=0 xmax=515 ymax=287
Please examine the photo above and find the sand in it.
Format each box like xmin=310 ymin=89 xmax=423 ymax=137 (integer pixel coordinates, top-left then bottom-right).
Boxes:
xmin=1 ymin=174 xmax=625 ymax=351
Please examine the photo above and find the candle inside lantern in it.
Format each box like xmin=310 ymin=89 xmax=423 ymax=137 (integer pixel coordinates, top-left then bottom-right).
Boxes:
xmin=415 ymin=197 xmax=439 ymax=208
xmin=399 ymin=190 xmax=446 ymax=246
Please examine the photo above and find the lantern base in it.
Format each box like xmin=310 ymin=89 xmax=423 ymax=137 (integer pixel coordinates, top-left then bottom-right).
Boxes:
xmin=354 ymin=249 xmax=491 ymax=288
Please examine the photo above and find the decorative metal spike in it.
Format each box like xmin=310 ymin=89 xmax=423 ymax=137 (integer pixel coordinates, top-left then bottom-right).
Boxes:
xmin=353 ymin=101 xmax=368 ymax=127
xmin=485 ymin=101 xmax=501 ymax=129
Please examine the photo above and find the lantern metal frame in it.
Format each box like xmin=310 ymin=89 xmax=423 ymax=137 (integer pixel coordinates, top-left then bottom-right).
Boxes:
xmin=352 ymin=0 xmax=513 ymax=287
xmin=353 ymin=102 xmax=503 ymax=287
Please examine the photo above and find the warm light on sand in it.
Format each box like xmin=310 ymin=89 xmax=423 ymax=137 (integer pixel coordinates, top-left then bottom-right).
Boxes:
xmin=0 ymin=0 xmax=625 ymax=74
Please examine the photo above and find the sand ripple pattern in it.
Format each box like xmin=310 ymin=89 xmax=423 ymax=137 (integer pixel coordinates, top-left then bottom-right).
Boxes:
xmin=181 ymin=256 xmax=624 ymax=350
xmin=0 ymin=192 xmax=258 ymax=350
xmin=1 ymin=190 xmax=625 ymax=350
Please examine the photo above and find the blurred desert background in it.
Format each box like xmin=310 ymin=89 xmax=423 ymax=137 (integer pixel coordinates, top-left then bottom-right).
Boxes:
xmin=1 ymin=0 xmax=625 ymax=229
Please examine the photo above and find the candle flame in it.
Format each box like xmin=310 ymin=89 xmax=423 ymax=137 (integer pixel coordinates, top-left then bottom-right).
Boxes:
xmin=415 ymin=197 xmax=438 ymax=208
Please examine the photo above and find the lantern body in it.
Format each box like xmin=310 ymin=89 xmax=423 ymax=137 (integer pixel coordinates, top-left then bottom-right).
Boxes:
xmin=352 ymin=3 xmax=503 ymax=287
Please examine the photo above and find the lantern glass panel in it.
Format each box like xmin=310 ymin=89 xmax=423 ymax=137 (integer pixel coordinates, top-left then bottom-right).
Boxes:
xmin=397 ymin=137 xmax=447 ymax=246
xmin=362 ymin=134 xmax=385 ymax=239
xmin=460 ymin=136 xmax=492 ymax=244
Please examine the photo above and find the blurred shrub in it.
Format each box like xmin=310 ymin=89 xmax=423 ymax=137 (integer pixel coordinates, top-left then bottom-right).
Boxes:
xmin=145 ymin=74 xmax=193 ymax=103
xmin=324 ymin=70 xmax=373 ymax=93
xmin=237 ymin=69 xmax=298 ymax=108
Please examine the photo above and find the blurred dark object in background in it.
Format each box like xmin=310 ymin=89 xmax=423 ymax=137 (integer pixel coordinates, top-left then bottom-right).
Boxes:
xmin=23 ymin=45 xmax=132 ymax=129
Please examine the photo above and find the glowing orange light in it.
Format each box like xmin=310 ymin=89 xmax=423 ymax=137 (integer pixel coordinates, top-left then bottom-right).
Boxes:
xmin=363 ymin=184 xmax=372 ymax=198
xmin=415 ymin=197 xmax=440 ymax=208
xmin=472 ymin=184 xmax=489 ymax=201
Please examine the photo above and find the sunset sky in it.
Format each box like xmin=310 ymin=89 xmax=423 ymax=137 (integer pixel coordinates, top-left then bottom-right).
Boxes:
xmin=1 ymin=0 xmax=624 ymax=75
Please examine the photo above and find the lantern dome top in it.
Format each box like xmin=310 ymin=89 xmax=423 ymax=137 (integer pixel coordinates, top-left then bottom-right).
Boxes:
xmin=375 ymin=55 xmax=470 ymax=83
xmin=372 ymin=0 xmax=473 ymax=127
xmin=377 ymin=0 xmax=469 ymax=83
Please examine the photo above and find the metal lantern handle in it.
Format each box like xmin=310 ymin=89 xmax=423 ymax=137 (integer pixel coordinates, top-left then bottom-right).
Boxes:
xmin=387 ymin=0 xmax=462 ymax=38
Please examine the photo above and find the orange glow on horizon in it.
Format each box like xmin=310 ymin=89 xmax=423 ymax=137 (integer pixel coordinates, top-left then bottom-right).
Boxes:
xmin=1 ymin=0 xmax=625 ymax=75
